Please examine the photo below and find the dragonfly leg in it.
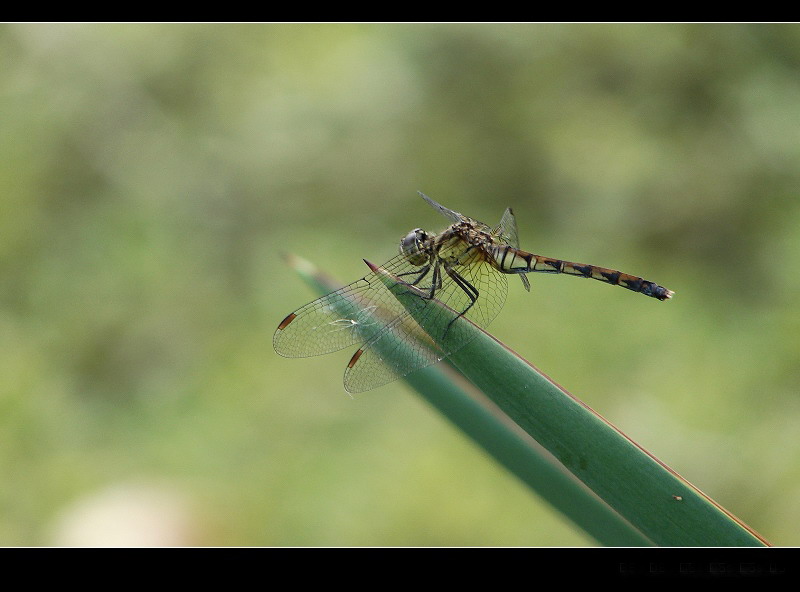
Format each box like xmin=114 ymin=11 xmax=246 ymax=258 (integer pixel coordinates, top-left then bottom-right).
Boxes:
xmin=395 ymin=263 xmax=431 ymax=286
xmin=392 ymin=256 xmax=444 ymax=302
xmin=441 ymin=265 xmax=479 ymax=338
xmin=420 ymin=259 xmax=446 ymax=300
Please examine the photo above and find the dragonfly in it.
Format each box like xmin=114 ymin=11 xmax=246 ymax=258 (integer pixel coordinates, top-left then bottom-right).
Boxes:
xmin=274 ymin=193 xmax=673 ymax=393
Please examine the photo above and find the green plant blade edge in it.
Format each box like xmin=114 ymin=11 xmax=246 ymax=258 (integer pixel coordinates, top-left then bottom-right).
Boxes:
xmin=283 ymin=254 xmax=769 ymax=547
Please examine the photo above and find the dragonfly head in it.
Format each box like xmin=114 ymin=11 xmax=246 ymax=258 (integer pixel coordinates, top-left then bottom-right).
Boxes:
xmin=400 ymin=228 xmax=430 ymax=266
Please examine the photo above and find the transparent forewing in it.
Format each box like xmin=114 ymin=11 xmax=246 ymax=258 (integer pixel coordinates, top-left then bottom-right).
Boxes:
xmin=495 ymin=207 xmax=521 ymax=248
xmin=342 ymin=308 xmax=444 ymax=393
xmin=343 ymin=238 xmax=509 ymax=393
xmin=273 ymin=251 xmax=418 ymax=358
xmin=418 ymin=192 xmax=463 ymax=224
xmin=494 ymin=207 xmax=531 ymax=291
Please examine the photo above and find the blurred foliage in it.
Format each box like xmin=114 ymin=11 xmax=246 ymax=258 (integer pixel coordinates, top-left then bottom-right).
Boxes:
xmin=1 ymin=23 xmax=799 ymax=546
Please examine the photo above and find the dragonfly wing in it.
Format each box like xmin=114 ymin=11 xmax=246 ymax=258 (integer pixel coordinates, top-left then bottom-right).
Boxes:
xmin=418 ymin=191 xmax=464 ymax=224
xmin=426 ymin=246 xmax=509 ymax=332
xmin=343 ymin=309 xmax=446 ymax=393
xmin=495 ymin=207 xmax=530 ymax=292
xmin=273 ymin=252 xmax=420 ymax=358
xmin=496 ymin=207 xmax=521 ymax=247
xmin=344 ymin=247 xmax=509 ymax=393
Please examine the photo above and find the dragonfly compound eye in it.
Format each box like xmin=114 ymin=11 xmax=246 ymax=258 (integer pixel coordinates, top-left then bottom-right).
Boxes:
xmin=400 ymin=228 xmax=429 ymax=266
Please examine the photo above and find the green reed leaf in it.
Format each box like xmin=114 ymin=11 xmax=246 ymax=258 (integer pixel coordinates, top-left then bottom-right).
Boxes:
xmin=284 ymin=253 xmax=768 ymax=547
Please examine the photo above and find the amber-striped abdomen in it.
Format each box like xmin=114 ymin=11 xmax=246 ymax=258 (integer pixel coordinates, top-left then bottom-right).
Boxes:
xmin=491 ymin=245 xmax=674 ymax=301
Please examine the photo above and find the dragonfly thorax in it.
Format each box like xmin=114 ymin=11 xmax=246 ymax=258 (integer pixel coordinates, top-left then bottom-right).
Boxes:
xmin=399 ymin=228 xmax=431 ymax=266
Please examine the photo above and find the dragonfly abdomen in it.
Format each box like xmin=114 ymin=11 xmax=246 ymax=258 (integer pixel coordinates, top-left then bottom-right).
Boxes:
xmin=492 ymin=246 xmax=674 ymax=301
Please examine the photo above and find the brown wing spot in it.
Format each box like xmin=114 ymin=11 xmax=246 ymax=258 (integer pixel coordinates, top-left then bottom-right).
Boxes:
xmin=348 ymin=348 xmax=365 ymax=369
xmin=277 ymin=312 xmax=297 ymax=331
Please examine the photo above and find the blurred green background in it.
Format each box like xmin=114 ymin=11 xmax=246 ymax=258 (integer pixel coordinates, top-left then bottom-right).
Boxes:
xmin=1 ymin=23 xmax=799 ymax=546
